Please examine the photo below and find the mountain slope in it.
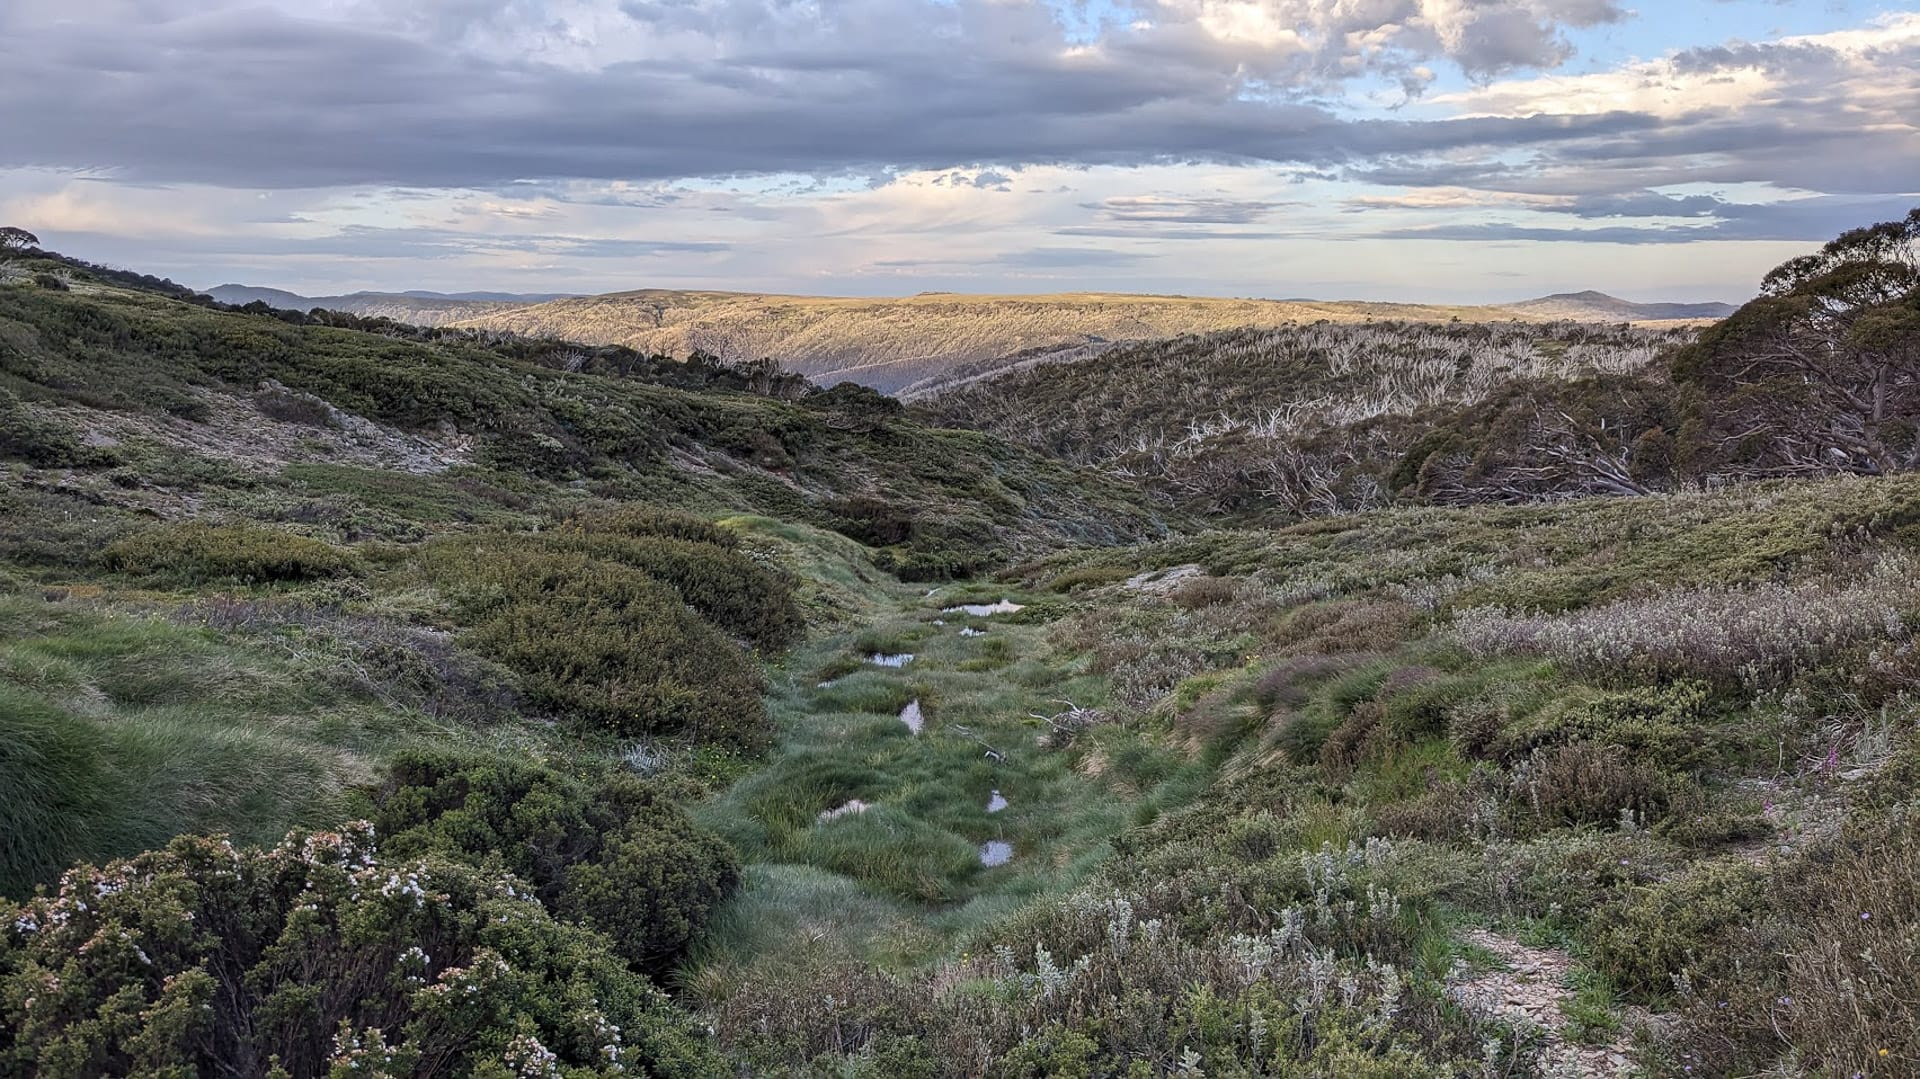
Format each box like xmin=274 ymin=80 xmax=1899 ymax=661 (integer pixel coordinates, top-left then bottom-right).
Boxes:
xmin=5 ymin=256 xmax=1169 ymax=583
xmin=921 ymin=319 xmax=1698 ymax=515
xmin=205 ymin=284 xmax=575 ymax=326
xmin=443 ymin=289 xmax=1710 ymax=394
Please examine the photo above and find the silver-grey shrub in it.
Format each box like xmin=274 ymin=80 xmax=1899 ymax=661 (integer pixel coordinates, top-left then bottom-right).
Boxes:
xmin=1450 ymin=554 xmax=1918 ymax=689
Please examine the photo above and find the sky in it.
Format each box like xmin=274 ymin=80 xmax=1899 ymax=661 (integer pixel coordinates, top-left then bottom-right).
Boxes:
xmin=1 ymin=0 xmax=1916 ymax=302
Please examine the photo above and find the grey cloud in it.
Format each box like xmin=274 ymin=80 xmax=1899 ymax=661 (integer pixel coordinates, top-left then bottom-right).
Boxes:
xmin=1054 ymin=226 xmax=1289 ymax=241
xmin=998 ymin=247 xmax=1157 ymax=268
xmin=1087 ymin=196 xmax=1294 ymax=224
xmin=0 ymin=0 xmax=1912 ymax=244
xmin=0 ymin=1 xmax=1660 ymax=191
xmin=1374 ymin=195 xmax=1920 ymax=244
xmin=873 ymin=246 xmax=1154 ymax=269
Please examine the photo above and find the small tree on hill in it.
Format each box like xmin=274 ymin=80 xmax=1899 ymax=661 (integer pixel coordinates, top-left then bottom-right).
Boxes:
xmin=1674 ymin=207 xmax=1920 ymax=476
xmin=0 ymin=226 xmax=39 ymax=251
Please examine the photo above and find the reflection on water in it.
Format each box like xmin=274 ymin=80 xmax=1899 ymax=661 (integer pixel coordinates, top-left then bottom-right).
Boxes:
xmin=979 ymin=840 xmax=1013 ymax=867
xmin=943 ymin=599 xmax=1026 ymax=617
xmin=818 ymin=799 xmax=872 ymax=823
xmin=986 ymin=790 xmax=1007 ymax=813
xmin=898 ymin=698 xmax=924 ymax=734
xmin=868 ymin=653 xmax=914 ymax=667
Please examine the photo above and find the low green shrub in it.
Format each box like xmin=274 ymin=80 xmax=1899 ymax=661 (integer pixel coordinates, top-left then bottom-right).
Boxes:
xmin=1493 ymin=681 xmax=1717 ymax=770
xmin=0 ymin=489 xmax=144 ymax=569
xmin=570 ymin=505 xmax=741 ymax=549
xmin=1477 ymin=830 xmax=1674 ymax=924
xmin=0 ymin=828 xmax=723 ymax=1077
xmin=555 ymin=511 xmax=804 ymax=650
xmin=421 ymin=536 xmax=769 ymax=746
xmin=825 ymin=495 xmax=915 ymax=547
xmin=0 ymin=391 xmax=114 ymax=468
xmin=1586 ymin=859 xmax=1769 ymax=1000
xmin=1043 ymin=564 xmax=1133 ymax=593
xmin=102 ymin=522 xmax=353 ymax=584
xmin=374 ymin=749 xmax=740 ymax=976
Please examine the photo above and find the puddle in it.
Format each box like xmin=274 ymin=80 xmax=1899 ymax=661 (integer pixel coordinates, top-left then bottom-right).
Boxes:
xmin=932 ymin=619 xmax=946 ymax=626
xmin=818 ymin=799 xmax=872 ymax=823
xmin=979 ymin=840 xmax=1013 ymax=867
xmin=816 ymin=678 xmax=840 ymax=689
xmin=898 ymin=699 xmax=924 ymax=734
xmin=960 ymin=627 xmax=985 ymax=637
xmin=868 ymin=653 xmax=914 ymax=667
xmin=943 ymin=599 xmax=1026 ymax=617
xmin=986 ymin=790 xmax=1007 ymax=813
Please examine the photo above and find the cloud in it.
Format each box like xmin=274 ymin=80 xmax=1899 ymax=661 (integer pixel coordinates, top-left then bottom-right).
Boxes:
xmin=1 ymin=2 xmax=1914 ymax=299
xmin=0 ymin=0 xmax=1651 ymax=191
xmin=1374 ymin=194 xmax=1920 ymax=244
xmin=1087 ymin=196 xmax=1294 ymax=224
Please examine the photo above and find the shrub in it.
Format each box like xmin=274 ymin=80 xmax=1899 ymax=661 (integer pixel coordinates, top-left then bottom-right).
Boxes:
xmin=1493 ymin=681 xmax=1717 ymax=770
xmin=1253 ymin=655 xmax=1358 ymax=712
xmin=1768 ymin=812 xmax=1920 ymax=1071
xmin=1271 ymin=600 xmax=1417 ymax=656
xmin=1319 ymin=700 xmax=1389 ymax=775
xmin=554 ymin=512 xmax=804 ymax=650
xmin=0 ymin=391 xmax=115 ymax=468
xmin=1169 ymin=575 xmax=1239 ymax=609
xmin=421 ymin=537 xmax=769 ymax=746
xmin=1372 ymin=771 xmax=1502 ymax=843
xmin=0 ymin=489 xmax=144 ymax=570
xmin=373 ymin=750 xmax=740 ymax=976
xmin=102 ymin=522 xmax=353 ymax=584
xmin=1587 ymin=860 xmax=1769 ymax=1000
xmin=1510 ymin=743 xmax=1674 ymax=830
xmin=1043 ymin=564 xmax=1133 ymax=593
xmin=1479 ymin=829 xmax=1673 ymax=924
xmin=569 ymin=506 xmax=740 ymax=549
xmin=1373 ymin=665 xmax=1454 ymax=739
xmin=0 ymin=827 xmax=723 ymax=1077
xmin=251 ymin=381 xmax=334 ymax=426
xmin=1452 ymin=555 xmax=1919 ymax=690
xmin=825 ymin=495 xmax=915 ymax=546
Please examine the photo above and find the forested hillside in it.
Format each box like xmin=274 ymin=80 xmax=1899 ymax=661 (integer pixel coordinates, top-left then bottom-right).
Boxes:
xmin=927 ymin=209 xmax=1920 ymax=521
xmin=923 ymin=320 xmax=1692 ymax=515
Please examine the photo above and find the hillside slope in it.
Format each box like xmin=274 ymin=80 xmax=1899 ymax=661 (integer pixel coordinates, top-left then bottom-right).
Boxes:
xmin=444 ymin=289 xmax=1686 ymax=394
xmin=204 ymin=284 xmax=570 ymax=325
xmin=922 ymin=319 xmax=1697 ymax=515
xmin=3 ymin=254 xmax=1169 ymax=583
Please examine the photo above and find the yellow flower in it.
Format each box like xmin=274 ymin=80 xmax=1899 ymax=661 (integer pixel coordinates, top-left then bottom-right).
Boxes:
xmin=1881 ymin=1049 xmax=1891 ymax=1057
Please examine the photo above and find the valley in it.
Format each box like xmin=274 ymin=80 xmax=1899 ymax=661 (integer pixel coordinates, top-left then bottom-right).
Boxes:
xmin=199 ymin=279 xmax=1733 ymax=396
xmin=3 ymin=210 xmax=1919 ymax=1077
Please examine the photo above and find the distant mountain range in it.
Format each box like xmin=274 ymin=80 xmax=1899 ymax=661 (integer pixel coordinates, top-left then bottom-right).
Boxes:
xmin=1499 ymin=290 xmax=1737 ymax=322
xmin=203 ymin=284 xmax=579 ymax=326
xmin=205 ymin=281 xmax=1734 ymax=393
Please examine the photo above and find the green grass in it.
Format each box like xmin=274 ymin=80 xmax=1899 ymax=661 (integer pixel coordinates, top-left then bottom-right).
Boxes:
xmin=0 ymin=596 xmax=386 ymax=895
xmin=690 ymin=581 xmax=1155 ymax=987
